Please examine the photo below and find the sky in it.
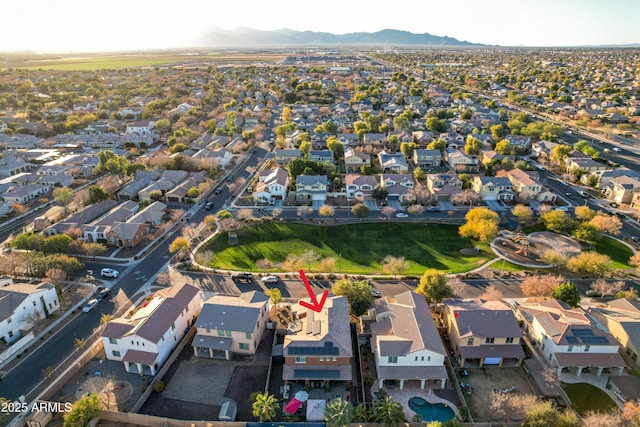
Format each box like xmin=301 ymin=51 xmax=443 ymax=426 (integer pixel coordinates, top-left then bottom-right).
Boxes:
xmin=2 ymin=0 xmax=639 ymax=52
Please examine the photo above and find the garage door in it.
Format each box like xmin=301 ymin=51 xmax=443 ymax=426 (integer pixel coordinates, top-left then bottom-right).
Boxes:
xmin=483 ymin=357 xmax=502 ymax=365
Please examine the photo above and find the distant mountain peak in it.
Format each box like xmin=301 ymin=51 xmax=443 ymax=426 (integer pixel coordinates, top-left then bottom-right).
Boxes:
xmin=195 ymin=27 xmax=484 ymax=47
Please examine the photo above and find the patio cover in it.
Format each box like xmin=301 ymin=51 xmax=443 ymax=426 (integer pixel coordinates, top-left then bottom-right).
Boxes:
xmin=306 ymin=399 xmax=326 ymax=422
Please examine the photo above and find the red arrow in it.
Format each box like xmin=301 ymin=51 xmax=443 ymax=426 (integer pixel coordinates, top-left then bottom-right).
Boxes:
xmin=298 ymin=269 xmax=328 ymax=313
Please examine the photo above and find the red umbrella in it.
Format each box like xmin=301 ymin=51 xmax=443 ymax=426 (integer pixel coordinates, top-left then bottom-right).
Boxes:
xmin=284 ymin=398 xmax=303 ymax=414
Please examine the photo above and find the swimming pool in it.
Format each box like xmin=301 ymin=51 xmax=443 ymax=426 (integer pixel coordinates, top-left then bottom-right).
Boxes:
xmin=408 ymin=396 xmax=455 ymax=423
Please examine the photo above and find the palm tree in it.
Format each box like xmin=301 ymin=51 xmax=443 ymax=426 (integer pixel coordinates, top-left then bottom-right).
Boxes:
xmin=352 ymin=403 xmax=372 ymax=423
xmin=373 ymin=396 xmax=406 ymax=427
xmin=324 ymin=398 xmax=353 ymax=427
xmin=252 ymin=392 xmax=279 ymax=422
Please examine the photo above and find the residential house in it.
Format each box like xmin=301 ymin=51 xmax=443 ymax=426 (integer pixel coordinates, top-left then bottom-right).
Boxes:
xmin=275 ymin=149 xmax=302 ymax=165
xmin=0 ymin=157 xmax=33 ymax=178
xmin=0 ymin=282 xmax=59 ymax=343
xmin=531 ymin=141 xmax=559 ymax=159
xmin=505 ymin=135 xmax=531 ymax=151
xmin=444 ymin=148 xmax=479 ymax=173
xmin=381 ymin=174 xmax=414 ymax=203
xmin=106 ymin=201 xmax=166 ymax=248
xmin=378 ymin=151 xmax=409 ymax=174
xmin=632 ymin=192 xmax=640 ymax=211
xmin=82 ymin=200 xmax=139 ymax=243
xmin=309 ymin=150 xmax=334 ymax=163
xmin=472 ymin=177 xmax=514 ymax=201
xmin=193 ymin=147 xmax=233 ymax=169
xmin=442 ymin=298 xmax=525 ymax=368
xmin=283 ymin=294 xmax=352 ymax=384
xmin=426 ymin=173 xmax=463 ymax=201
xmin=193 ymin=291 xmax=270 ymax=360
xmin=253 ymin=168 xmax=289 ymax=203
xmin=412 ymin=149 xmax=442 ymax=169
xmin=508 ymin=169 xmax=557 ymax=203
xmin=125 ymin=120 xmax=155 ymax=135
xmin=411 ymin=131 xmax=434 ymax=146
xmin=44 ymin=199 xmax=118 ymax=236
xmin=603 ymin=176 xmax=640 ymax=204
xmin=565 ymin=157 xmax=608 ymax=173
xmin=370 ymin=291 xmax=448 ymax=390
xmin=337 ymin=133 xmax=359 ymax=147
xmin=164 ymin=171 xmax=208 ymax=203
xmin=581 ymin=168 xmax=640 ymax=191
xmin=363 ymin=133 xmax=386 ymax=145
xmin=117 ymin=169 xmax=161 ymax=201
xmin=590 ymin=299 xmax=640 ymax=370
xmin=102 ymin=283 xmax=202 ymax=375
xmin=345 ymin=174 xmax=377 ymax=200
xmin=2 ymin=184 xmax=50 ymax=204
xmin=344 ymin=148 xmax=371 ymax=173
xmin=517 ymin=299 xmax=625 ymax=376
xmin=295 ymin=175 xmax=329 ymax=202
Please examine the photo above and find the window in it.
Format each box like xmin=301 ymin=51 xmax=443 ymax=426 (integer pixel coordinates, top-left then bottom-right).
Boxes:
xmin=218 ymin=329 xmax=225 ymax=336
xmin=320 ymin=357 xmax=324 ymax=362
xmin=467 ymin=338 xmax=474 ymax=345
xmin=485 ymin=338 xmax=495 ymax=344
xmin=295 ymin=356 xmax=306 ymax=364
xmin=112 ymin=350 xmax=121 ymax=357
xmin=171 ymin=322 xmax=176 ymax=330
xmin=388 ymin=356 xmax=398 ymax=364
xmin=239 ymin=343 xmax=249 ymax=350
xmin=584 ymin=345 xmax=590 ymax=352
xmin=109 ymin=338 xmax=118 ymax=345
xmin=246 ymin=332 xmax=252 ymax=339
xmin=8 ymin=331 xmax=13 ymax=338
xmin=226 ymin=330 xmax=231 ymax=337
xmin=427 ymin=356 xmax=431 ymax=361
xmin=206 ymin=328 xmax=211 ymax=333
xmin=568 ymin=345 xmax=573 ymax=352
xmin=415 ymin=356 xmax=418 ymax=361
xmin=506 ymin=337 xmax=514 ymax=344
xmin=332 ymin=356 xmax=337 ymax=362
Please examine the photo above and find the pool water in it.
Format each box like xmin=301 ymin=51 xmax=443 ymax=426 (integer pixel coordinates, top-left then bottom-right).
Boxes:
xmin=408 ymin=396 xmax=455 ymax=423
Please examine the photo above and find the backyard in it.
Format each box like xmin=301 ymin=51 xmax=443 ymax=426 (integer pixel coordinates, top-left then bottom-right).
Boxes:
xmin=560 ymin=382 xmax=618 ymax=416
xmin=199 ymin=222 xmax=494 ymax=275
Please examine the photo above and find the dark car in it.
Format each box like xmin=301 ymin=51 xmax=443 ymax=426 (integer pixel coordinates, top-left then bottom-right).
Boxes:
xmin=231 ymin=272 xmax=253 ymax=282
xmin=96 ymin=287 xmax=112 ymax=301
xmin=214 ymin=187 xmax=222 ymax=194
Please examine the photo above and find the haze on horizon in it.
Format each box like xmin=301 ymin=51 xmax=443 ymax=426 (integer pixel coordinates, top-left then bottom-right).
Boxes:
xmin=4 ymin=0 xmax=639 ymax=52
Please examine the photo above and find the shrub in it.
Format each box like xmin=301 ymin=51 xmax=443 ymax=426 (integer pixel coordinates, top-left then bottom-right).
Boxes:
xmin=152 ymin=380 xmax=165 ymax=392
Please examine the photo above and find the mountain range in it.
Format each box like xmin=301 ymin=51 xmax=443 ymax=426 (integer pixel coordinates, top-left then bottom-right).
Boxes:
xmin=195 ymin=27 xmax=483 ymax=47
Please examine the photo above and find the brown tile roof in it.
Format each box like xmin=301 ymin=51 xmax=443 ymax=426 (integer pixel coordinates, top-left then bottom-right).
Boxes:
xmin=122 ymin=349 xmax=159 ymax=365
xmin=459 ymin=344 xmax=525 ymax=359
xmin=376 ymin=364 xmax=447 ymax=381
xmin=554 ymin=352 xmax=625 ymax=368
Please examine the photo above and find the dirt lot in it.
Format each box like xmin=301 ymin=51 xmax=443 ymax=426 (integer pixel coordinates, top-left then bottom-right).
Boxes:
xmin=460 ymin=367 xmax=538 ymax=422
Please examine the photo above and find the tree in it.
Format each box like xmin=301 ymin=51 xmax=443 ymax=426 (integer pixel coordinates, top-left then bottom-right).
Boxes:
xmin=373 ymin=396 xmax=406 ymax=427
xmin=380 ymin=206 xmax=397 ymax=220
xmin=381 ymin=255 xmax=408 ymax=278
xmin=574 ymin=205 xmax=596 ymax=221
xmin=630 ymin=252 xmax=640 ymax=273
xmin=265 ymin=288 xmax=282 ymax=308
xmin=319 ymin=205 xmax=335 ymax=217
xmin=567 ymin=252 xmax=613 ymax=277
xmin=512 ymin=204 xmax=533 ymax=222
xmin=425 ymin=117 xmax=447 ymax=133
xmin=573 ymin=222 xmax=603 ymax=243
xmin=64 ymin=393 xmax=102 ymax=427
xmin=88 ymin=185 xmax=110 ymax=204
xmin=452 ymin=190 xmax=481 ymax=206
xmin=53 ymin=187 xmax=74 ymax=213
xmin=589 ymin=214 xmax=622 ymax=236
xmin=318 ymin=257 xmax=337 ymax=273
xmin=297 ymin=205 xmax=313 ymax=218
xmin=168 ymin=236 xmax=191 ymax=260
xmin=327 ymin=137 xmax=345 ymax=159
xmin=458 ymin=207 xmax=500 ymax=243
xmin=540 ymin=250 xmax=568 ymax=268
xmin=94 ymin=149 xmax=131 ymax=181
xmin=352 ymin=403 xmax=372 ymax=423
xmin=372 ymin=186 xmax=388 ymax=201
xmin=324 ymin=397 xmax=353 ymax=427
xmin=399 ymin=141 xmax=417 ymax=158
xmin=351 ymin=203 xmax=370 ymax=219
xmin=540 ymin=210 xmax=576 ymax=234
xmin=216 ymin=209 xmax=233 ymax=219
xmin=413 ymin=167 xmax=425 ymax=182
xmin=480 ymin=285 xmax=503 ymax=301
xmin=552 ymin=282 xmax=581 ymax=307
xmin=521 ymin=274 xmax=564 ymax=297
xmin=621 ymin=400 xmax=640 ymax=425
xmin=299 ymin=249 xmax=320 ymax=271
xmin=495 ymin=139 xmax=512 ymax=155
xmin=252 ymin=392 xmax=279 ymax=422
xmin=407 ymin=204 xmax=425 ymax=215
xmin=417 ymin=269 xmax=454 ymax=304
xmin=589 ymin=279 xmax=625 ymax=299
xmin=523 ymin=399 xmax=578 ymax=427
xmin=299 ymin=140 xmax=312 ymax=158
xmin=464 ymin=136 xmax=482 ymax=155
xmin=332 ymin=278 xmax=374 ymax=316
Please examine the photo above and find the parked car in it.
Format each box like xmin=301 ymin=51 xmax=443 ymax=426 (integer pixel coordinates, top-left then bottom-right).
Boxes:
xmin=631 ymin=236 xmax=640 ymax=245
xmin=215 ymin=187 xmax=222 ymax=194
xmin=395 ymin=212 xmax=408 ymax=218
xmin=231 ymin=272 xmax=253 ymax=282
xmin=261 ymin=275 xmax=279 ymax=284
xmin=96 ymin=287 xmax=112 ymax=301
xmin=426 ymin=206 xmax=440 ymax=212
xmin=82 ymin=299 xmax=99 ymax=313
xmin=100 ymin=268 xmax=119 ymax=278
xmin=370 ymin=289 xmax=382 ymax=298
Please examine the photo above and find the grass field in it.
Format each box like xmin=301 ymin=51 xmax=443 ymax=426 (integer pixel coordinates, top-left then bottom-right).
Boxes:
xmin=595 ymin=236 xmax=634 ymax=269
xmin=6 ymin=52 xmax=284 ymax=70
xmin=200 ymin=222 xmax=494 ymax=275
xmin=560 ymin=382 xmax=618 ymax=416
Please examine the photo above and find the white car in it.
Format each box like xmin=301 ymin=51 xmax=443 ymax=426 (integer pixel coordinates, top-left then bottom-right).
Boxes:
xmin=612 ymin=147 xmax=622 ymax=152
xmin=100 ymin=268 xmax=119 ymax=278
xmin=395 ymin=213 xmax=408 ymax=218
xmin=82 ymin=299 xmax=99 ymax=313
xmin=261 ymin=275 xmax=279 ymax=284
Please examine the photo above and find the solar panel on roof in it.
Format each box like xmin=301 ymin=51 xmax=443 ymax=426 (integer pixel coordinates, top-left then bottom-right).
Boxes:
xmin=581 ymin=336 xmax=609 ymax=344
xmin=571 ymin=328 xmax=594 ymax=336
xmin=288 ymin=346 xmax=339 ymax=356
xmin=566 ymin=336 xmax=579 ymax=344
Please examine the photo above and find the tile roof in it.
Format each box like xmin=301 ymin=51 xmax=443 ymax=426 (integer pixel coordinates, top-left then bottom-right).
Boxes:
xmin=196 ymin=291 xmax=269 ymax=333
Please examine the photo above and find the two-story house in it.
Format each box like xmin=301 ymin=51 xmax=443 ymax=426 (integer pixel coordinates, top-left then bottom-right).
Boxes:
xmin=345 ymin=174 xmax=378 ymax=200
xmin=507 ymin=169 xmax=542 ymax=200
xmin=472 ymin=176 xmax=514 ymax=201
xmin=125 ymin=120 xmax=155 ymax=135
xmin=426 ymin=173 xmax=463 ymax=201
xmin=309 ymin=150 xmax=334 ymax=163
xmin=295 ymin=175 xmax=329 ymax=203
xmin=517 ymin=299 xmax=625 ymax=376
xmin=590 ymin=299 xmax=640 ymax=371
xmin=442 ymin=298 xmax=525 ymax=368
xmin=275 ymin=149 xmax=302 ymax=165
xmin=193 ymin=291 xmax=269 ymax=360
xmin=565 ymin=157 xmax=608 ymax=173
xmin=378 ymin=151 xmax=409 ymax=174
xmin=254 ymin=168 xmax=289 ymax=203
xmin=412 ymin=149 xmax=442 ymax=169
xmin=283 ymin=294 xmax=352 ymax=386
xmin=380 ymin=174 xmax=414 ymax=203
xmin=444 ymin=148 xmax=479 ymax=173
xmin=0 ymin=281 xmax=59 ymax=343
xmin=102 ymin=283 xmax=202 ymax=375
xmin=344 ymin=148 xmax=371 ymax=173
xmin=603 ymin=176 xmax=640 ymax=204
xmin=370 ymin=291 xmax=448 ymax=390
